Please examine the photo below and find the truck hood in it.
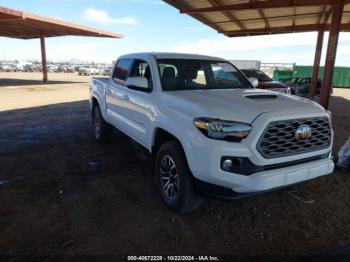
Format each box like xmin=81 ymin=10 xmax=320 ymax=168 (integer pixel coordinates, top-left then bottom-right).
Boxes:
xmin=164 ymin=89 xmax=325 ymax=123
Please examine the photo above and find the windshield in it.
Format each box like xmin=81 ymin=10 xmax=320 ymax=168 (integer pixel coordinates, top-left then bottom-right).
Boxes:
xmin=157 ymin=59 xmax=252 ymax=91
xmin=241 ymin=69 xmax=272 ymax=82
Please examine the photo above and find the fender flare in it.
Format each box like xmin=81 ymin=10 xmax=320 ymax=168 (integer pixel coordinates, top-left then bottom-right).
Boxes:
xmin=151 ymin=124 xmax=197 ymax=175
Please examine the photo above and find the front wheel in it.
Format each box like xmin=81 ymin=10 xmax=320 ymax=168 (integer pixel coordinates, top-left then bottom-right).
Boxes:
xmin=92 ymin=105 xmax=113 ymax=143
xmin=155 ymin=141 xmax=202 ymax=213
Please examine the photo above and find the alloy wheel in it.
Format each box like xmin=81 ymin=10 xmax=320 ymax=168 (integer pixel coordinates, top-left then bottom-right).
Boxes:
xmin=160 ymin=155 xmax=179 ymax=201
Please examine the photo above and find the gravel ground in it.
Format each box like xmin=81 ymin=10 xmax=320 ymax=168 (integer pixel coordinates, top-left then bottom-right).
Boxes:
xmin=0 ymin=72 xmax=349 ymax=258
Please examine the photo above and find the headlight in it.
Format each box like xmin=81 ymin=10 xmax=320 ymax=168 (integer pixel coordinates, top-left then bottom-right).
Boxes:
xmin=193 ymin=117 xmax=251 ymax=142
xmin=326 ymin=110 xmax=332 ymax=120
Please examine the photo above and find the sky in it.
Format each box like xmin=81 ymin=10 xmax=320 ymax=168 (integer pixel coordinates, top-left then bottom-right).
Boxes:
xmin=1 ymin=0 xmax=350 ymax=66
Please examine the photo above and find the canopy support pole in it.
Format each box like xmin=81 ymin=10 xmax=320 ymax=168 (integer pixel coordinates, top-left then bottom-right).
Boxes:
xmin=40 ymin=35 xmax=48 ymax=83
xmin=310 ymin=30 xmax=324 ymax=97
xmin=320 ymin=3 xmax=344 ymax=109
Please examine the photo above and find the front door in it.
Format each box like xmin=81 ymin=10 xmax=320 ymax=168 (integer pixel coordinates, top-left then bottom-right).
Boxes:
xmin=122 ymin=59 xmax=155 ymax=148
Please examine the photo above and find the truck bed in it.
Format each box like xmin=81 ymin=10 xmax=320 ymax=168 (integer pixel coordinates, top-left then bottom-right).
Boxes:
xmin=92 ymin=77 xmax=109 ymax=84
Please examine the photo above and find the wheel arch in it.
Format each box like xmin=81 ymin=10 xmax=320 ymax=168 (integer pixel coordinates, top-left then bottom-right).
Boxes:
xmin=91 ymin=96 xmax=99 ymax=108
xmin=90 ymin=95 xmax=110 ymax=123
xmin=151 ymin=127 xmax=196 ymax=175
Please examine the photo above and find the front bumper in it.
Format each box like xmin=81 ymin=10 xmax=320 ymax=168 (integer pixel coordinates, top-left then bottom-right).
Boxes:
xmin=228 ymin=157 xmax=333 ymax=193
xmin=192 ymin=148 xmax=333 ymax=193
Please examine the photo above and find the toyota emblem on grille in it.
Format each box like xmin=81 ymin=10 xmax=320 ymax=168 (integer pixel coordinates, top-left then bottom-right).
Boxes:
xmin=295 ymin=124 xmax=312 ymax=141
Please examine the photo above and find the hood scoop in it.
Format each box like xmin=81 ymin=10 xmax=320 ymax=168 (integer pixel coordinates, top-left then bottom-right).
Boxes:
xmin=245 ymin=94 xmax=278 ymax=100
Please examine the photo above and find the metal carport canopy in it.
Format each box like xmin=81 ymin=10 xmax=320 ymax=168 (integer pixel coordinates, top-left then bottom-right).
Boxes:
xmin=163 ymin=0 xmax=350 ymax=109
xmin=0 ymin=6 xmax=123 ymax=82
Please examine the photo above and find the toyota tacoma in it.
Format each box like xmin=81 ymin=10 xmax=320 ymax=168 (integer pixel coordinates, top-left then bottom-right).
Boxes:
xmin=89 ymin=53 xmax=334 ymax=213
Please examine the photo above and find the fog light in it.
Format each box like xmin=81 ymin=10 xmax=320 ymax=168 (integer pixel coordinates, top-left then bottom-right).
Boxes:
xmin=221 ymin=157 xmax=260 ymax=175
xmin=222 ymin=159 xmax=233 ymax=171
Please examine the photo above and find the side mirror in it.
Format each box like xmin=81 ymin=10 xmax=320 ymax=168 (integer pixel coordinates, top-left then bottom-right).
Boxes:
xmin=248 ymin=77 xmax=259 ymax=88
xmin=125 ymin=77 xmax=150 ymax=92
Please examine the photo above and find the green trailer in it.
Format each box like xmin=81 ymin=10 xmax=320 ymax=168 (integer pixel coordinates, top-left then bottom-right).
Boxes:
xmin=293 ymin=66 xmax=350 ymax=88
xmin=273 ymin=70 xmax=294 ymax=82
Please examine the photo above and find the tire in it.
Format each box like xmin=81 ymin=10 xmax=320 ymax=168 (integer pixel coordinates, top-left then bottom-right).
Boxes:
xmin=155 ymin=141 xmax=202 ymax=213
xmin=92 ymin=105 xmax=113 ymax=143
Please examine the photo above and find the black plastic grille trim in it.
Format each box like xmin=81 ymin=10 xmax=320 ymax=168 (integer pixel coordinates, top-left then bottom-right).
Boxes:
xmin=257 ymin=117 xmax=331 ymax=158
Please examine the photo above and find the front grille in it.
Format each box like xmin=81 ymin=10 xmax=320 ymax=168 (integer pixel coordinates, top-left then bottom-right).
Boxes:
xmin=257 ymin=117 xmax=331 ymax=158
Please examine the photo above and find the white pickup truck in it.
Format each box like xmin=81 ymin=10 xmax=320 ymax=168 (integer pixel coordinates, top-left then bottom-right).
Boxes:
xmin=79 ymin=66 xmax=99 ymax=76
xmin=89 ymin=53 xmax=334 ymax=213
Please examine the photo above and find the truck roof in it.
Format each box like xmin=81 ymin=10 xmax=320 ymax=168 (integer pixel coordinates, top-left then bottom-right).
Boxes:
xmin=118 ymin=52 xmax=226 ymax=61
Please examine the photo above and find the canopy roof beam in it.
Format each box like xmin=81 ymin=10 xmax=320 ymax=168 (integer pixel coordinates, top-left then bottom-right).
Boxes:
xmin=162 ymin=0 xmax=223 ymax=32
xmin=0 ymin=6 xmax=123 ymax=39
xmin=223 ymin=22 xmax=350 ymax=36
xmin=181 ymin=0 xmax=350 ymax=14
xmin=0 ymin=6 xmax=123 ymax=83
xmin=208 ymin=0 xmax=247 ymax=31
xmin=258 ymin=9 xmax=270 ymax=29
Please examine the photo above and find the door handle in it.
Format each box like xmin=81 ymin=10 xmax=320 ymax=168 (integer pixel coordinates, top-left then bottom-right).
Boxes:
xmin=122 ymin=94 xmax=130 ymax=101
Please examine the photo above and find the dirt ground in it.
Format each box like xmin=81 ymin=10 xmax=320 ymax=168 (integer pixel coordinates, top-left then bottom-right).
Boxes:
xmin=0 ymin=72 xmax=349 ymax=258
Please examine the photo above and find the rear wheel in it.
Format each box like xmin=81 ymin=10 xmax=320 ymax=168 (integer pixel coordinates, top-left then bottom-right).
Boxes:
xmin=155 ymin=141 xmax=202 ymax=213
xmin=92 ymin=105 xmax=113 ymax=143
